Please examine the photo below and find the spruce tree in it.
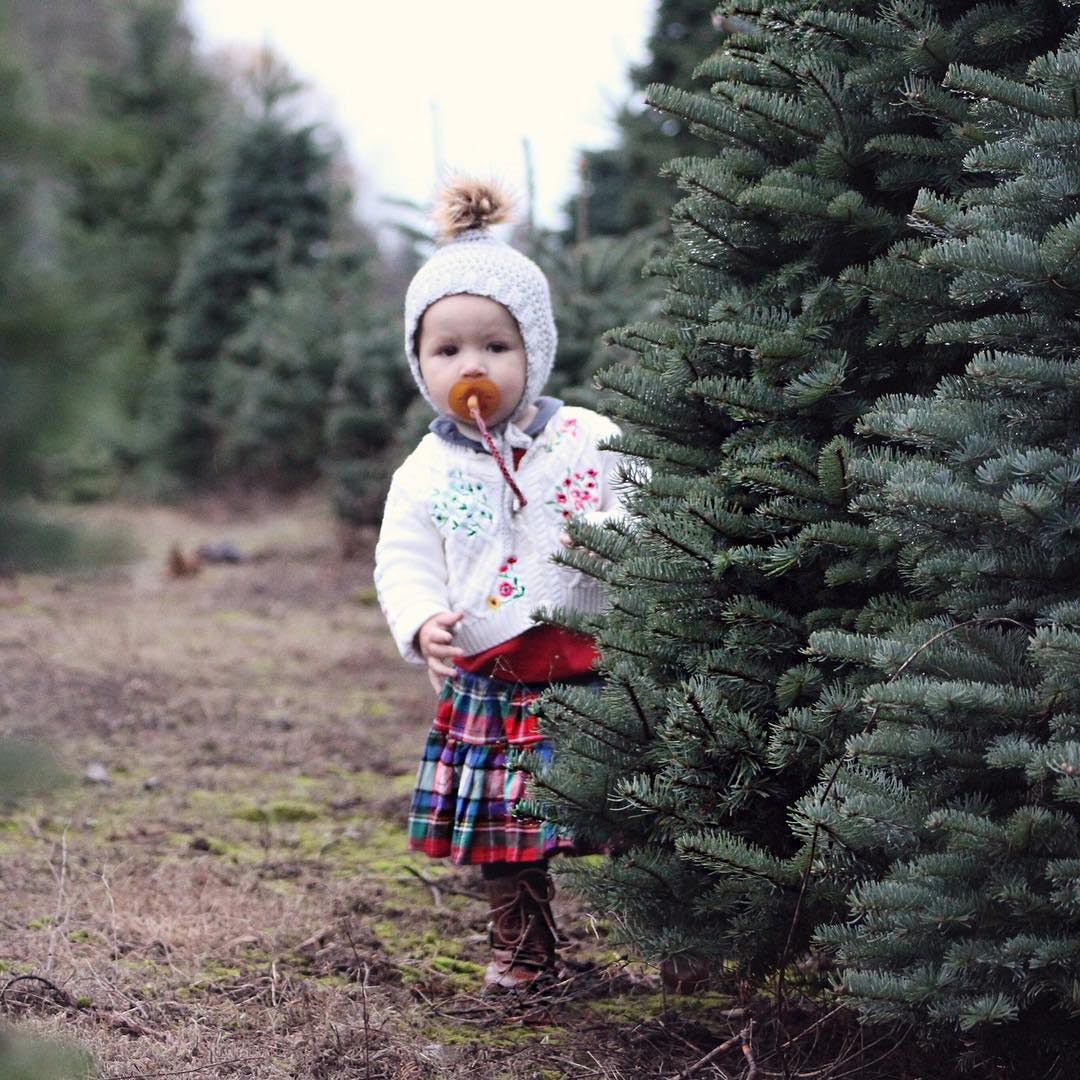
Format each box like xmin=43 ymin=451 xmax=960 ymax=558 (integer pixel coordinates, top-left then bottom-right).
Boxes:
xmin=211 ymin=202 xmax=388 ymax=491
xmin=324 ymin=207 xmax=426 ymax=541
xmin=528 ymin=0 xmax=1069 ymax=981
xmin=323 ymin=302 xmax=417 ymax=535
xmin=0 ymin=16 xmax=85 ymax=561
xmin=62 ymin=0 xmax=217 ymax=471
xmin=799 ymin=30 xmax=1080 ymax=1073
xmin=566 ymin=0 xmax=721 ymax=240
xmin=534 ymin=228 xmax=664 ymax=408
xmin=160 ymin=57 xmax=333 ymax=484
xmin=211 ymin=259 xmax=349 ymax=488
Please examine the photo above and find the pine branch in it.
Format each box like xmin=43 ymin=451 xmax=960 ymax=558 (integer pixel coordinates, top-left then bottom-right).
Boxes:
xmin=775 ymin=614 xmax=1032 ymax=1013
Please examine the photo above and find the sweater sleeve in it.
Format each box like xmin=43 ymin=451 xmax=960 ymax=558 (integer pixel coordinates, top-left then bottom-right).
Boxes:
xmin=373 ymin=454 xmax=450 ymax=665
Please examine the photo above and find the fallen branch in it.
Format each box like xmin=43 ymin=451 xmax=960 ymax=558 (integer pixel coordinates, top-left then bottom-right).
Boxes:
xmin=671 ymin=1025 xmax=750 ymax=1080
xmin=742 ymin=1020 xmax=758 ymax=1080
xmin=777 ymin=1004 xmax=847 ymax=1050
xmin=400 ymin=865 xmax=485 ymax=901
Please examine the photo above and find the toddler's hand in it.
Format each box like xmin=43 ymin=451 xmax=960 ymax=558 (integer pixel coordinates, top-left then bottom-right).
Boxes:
xmin=416 ymin=610 xmax=465 ymax=692
xmin=559 ymin=531 xmax=574 ymax=549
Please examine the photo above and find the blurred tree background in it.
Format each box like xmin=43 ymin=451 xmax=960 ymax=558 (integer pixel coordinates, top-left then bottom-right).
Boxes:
xmin=563 ymin=0 xmax=721 ymax=241
xmin=1 ymin=3 xmax=93 ymax=568
xmin=0 ymin=0 xmax=677 ymax=558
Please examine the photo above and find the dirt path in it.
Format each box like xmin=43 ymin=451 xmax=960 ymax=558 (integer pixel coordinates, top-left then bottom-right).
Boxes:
xmin=0 ymin=496 xmax=736 ymax=1079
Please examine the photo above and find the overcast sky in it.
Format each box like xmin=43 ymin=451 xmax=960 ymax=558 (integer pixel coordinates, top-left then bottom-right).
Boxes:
xmin=184 ymin=1 xmax=657 ymax=231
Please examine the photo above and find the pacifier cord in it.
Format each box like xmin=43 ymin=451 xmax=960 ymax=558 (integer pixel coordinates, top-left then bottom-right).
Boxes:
xmin=468 ymin=394 xmax=528 ymax=510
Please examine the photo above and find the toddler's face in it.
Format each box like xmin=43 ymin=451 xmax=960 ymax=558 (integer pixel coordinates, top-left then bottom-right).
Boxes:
xmin=417 ymin=294 xmax=528 ymax=427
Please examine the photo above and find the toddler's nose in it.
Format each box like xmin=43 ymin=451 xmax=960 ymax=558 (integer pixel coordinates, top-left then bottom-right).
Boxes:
xmin=460 ymin=350 xmax=487 ymax=376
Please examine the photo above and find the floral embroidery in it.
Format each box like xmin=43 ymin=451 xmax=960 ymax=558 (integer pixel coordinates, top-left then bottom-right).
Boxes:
xmin=548 ymin=467 xmax=602 ymax=520
xmin=486 ymin=556 xmax=525 ymax=610
xmin=542 ymin=416 xmax=581 ymax=453
xmin=430 ymin=469 xmax=493 ymax=536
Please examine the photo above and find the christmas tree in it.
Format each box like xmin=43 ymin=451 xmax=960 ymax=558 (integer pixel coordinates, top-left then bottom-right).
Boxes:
xmin=0 ymin=12 xmax=86 ymax=562
xmin=801 ymin=31 xmax=1080 ymax=1073
xmin=528 ymin=0 xmax=1069 ymax=984
xmin=566 ymin=0 xmax=723 ymax=240
xmin=158 ymin=54 xmax=333 ymax=484
xmin=59 ymin=0 xmax=217 ymax=480
xmin=211 ymin=193 xmax=389 ymax=492
xmin=533 ymin=228 xmax=665 ymax=409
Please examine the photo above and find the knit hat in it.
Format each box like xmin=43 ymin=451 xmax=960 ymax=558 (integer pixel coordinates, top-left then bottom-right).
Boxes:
xmin=404 ymin=180 xmax=557 ymax=425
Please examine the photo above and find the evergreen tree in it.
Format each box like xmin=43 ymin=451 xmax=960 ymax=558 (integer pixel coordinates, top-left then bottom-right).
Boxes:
xmin=159 ymin=55 xmax=333 ymax=484
xmin=323 ymin=206 xmax=427 ymax=542
xmin=213 ymin=211 xmax=398 ymax=491
xmin=211 ymin=258 xmax=349 ymax=488
xmin=323 ymin=298 xmax=417 ymax=535
xmin=4 ymin=0 xmax=118 ymax=122
xmin=528 ymin=0 xmax=1068 ymax=985
xmin=533 ymin=228 xmax=665 ymax=408
xmin=566 ymin=0 xmax=721 ymax=240
xmin=0 ymin=14 xmax=86 ymax=560
xmin=799 ymin=31 xmax=1080 ymax=1074
xmin=62 ymin=0 xmax=217 ymax=471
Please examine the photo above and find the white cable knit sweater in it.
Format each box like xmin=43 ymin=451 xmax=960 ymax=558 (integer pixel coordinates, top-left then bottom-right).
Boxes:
xmin=374 ymin=405 xmax=627 ymax=664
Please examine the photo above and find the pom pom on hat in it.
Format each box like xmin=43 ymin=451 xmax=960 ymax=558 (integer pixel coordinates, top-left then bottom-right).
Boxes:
xmin=433 ymin=178 xmax=513 ymax=242
xmin=404 ymin=177 xmax=557 ymax=425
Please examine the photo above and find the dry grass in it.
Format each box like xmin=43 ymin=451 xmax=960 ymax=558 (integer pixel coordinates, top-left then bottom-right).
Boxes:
xmin=1 ymin=494 xmax=751 ymax=1079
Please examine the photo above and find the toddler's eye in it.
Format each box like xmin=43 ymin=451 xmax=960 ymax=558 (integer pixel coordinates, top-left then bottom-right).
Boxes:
xmin=438 ymin=345 xmax=458 ymax=357
xmin=488 ymin=342 xmax=508 ymax=353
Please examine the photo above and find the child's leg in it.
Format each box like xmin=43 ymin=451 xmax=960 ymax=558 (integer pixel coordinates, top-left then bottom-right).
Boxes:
xmin=481 ymin=860 xmax=558 ymax=991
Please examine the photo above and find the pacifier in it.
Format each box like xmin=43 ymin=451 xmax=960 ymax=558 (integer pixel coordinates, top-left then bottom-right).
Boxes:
xmin=446 ymin=376 xmax=528 ymax=510
xmin=448 ymin=378 xmax=501 ymax=423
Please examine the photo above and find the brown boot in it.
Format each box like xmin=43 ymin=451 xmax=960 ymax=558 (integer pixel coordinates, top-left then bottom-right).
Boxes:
xmin=484 ymin=866 xmax=558 ymax=992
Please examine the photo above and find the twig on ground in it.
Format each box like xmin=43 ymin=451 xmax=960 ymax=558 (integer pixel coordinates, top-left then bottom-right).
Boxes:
xmin=651 ymin=1015 xmax=705 ymax=1055
xmin=777 ymin=1004 xmax=847 ymax=1050
xmin=0 ymin=971 xmax=153 ymax=1037
xmin=400 ymin=864 xmax=484 ymax=901
xmin=820 ymin=1030 xmax=906 ymax=1080
xmin=587 ymin=1048 xmax=626 ymax=1078
xmin=671 ymin=1025 xmax=747 ymax=1080
xmin=83 ymin=957 xmax=151 ymax=1017
xmin=742 ymin=1020 xmax=758 ymax=1080
xmin=295 ymin=923 xmax=335 ymax=952
xmin=360 ymin=960 xmax=372 ymax=1079
xmin=99 ymin=864 xmax=120 ymax=960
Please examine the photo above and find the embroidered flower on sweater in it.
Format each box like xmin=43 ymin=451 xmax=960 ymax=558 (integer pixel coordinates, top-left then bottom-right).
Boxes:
xmin=487 ymin=556 xmax=525 ymax=610
xmin=542 ymin=415 xmax=581 ymax=453
xmin=547 ymin=467 xmax=601 ymax=520
xmin=430 ymin=469 xmax=494 ymax=536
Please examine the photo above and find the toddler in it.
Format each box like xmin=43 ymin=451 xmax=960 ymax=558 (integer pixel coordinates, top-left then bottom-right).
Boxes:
xmin=374 ymin=179 xmax=628 ymax=992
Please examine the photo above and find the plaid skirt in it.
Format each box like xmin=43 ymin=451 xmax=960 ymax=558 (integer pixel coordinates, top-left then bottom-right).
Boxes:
xmin=407 ymin=669 xmax=576 ymax=864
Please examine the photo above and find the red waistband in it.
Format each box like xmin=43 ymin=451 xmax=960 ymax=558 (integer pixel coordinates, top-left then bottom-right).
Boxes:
xmin=457 ymin=623 xmax=598 ymax=683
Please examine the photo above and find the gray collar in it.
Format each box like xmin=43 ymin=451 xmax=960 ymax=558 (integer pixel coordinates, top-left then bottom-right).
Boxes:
xmin=429 ymin=396 xmax=563 ymax=451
